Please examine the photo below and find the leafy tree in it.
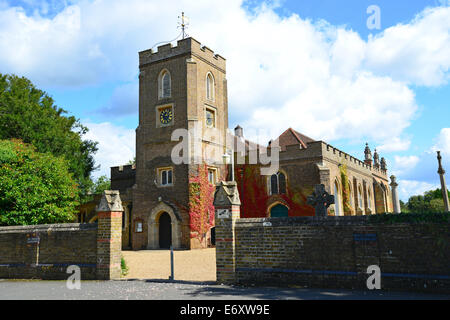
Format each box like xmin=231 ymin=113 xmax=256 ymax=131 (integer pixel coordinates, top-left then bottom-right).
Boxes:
xmin=0 ymin=74 xmax=98 ymax=198
xmin=126 ymin=157 xmax=136 ymax=165
xmin=0 ymin=139 xmax=79 ymax=226
xmin=92 ymin=175 xmax=111 ymax=194
xmin=404 ymin=188 xmax=449 ymax=213
xmin=80 ymin=175 xmax=111 ymax=203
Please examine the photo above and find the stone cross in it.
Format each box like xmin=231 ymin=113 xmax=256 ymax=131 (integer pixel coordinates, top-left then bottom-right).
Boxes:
xmin=307 ymin=184 xmax=335 ymax=217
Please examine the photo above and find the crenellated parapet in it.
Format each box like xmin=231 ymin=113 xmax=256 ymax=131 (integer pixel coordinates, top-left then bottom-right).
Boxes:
xmin=139 ymin=37 xmax=226 ymax=71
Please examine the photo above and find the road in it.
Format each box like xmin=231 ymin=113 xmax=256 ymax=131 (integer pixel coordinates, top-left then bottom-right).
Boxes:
xmin=0 ymin=279 xmax=448 ymax=300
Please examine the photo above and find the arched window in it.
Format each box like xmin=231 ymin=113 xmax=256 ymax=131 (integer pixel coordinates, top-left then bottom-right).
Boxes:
xmin=334 ymin=180 xmax=341 ymax=216
xmin=269 ymin=172 xmax=286 ymax=195
xmin=270 ymin=203 xmax=289 ymax=217
xmin=159 ymin=70 xmax=171 ymax=99
xmin=367 ymin=188 xmax=372 ymax=210
xmin=358 ymin=185 xmax=363 ymax=209
xmin=206 ymin=73 xmax=214 ymax=100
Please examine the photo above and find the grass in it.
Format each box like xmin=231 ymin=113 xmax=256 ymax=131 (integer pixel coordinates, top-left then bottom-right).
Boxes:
xmin=121 ymin=255 xmax=129 ymax=277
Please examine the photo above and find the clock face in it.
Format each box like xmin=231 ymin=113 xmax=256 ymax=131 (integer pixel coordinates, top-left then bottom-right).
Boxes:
xmin=159 ymin=108 xmax=173 ymax=125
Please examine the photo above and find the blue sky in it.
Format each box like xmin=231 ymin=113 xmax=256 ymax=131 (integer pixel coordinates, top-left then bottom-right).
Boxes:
xmin=1 ymin=0 xmax=449 ymax=201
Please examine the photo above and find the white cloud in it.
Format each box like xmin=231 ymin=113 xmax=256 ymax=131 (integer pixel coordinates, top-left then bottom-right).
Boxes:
xmin=365 ymin=6 xmax=450 ymax=86
xmin=392 ymin=129 xmax=450 ymax=200
xmin=397 ymin=179 xmax=439 ymax=202
xmin=377 ymin=137 xmax=411 ymax=153
xmin=391 ymin=155 xmax=420 ymax=176
xmin=83 ymin=121 xmax=135 ymax=179
xmin=431 ymin=127 xmax=450 ymax=156
xmin=1 ymin=1 xmax=450 ymax=180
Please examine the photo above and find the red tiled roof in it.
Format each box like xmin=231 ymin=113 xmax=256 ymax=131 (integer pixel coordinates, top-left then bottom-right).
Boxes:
xmin=274 ymin=128 xmax=316 ymax=151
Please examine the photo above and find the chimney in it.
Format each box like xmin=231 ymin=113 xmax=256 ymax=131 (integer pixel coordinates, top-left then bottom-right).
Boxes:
xmin=235 ymin=125 xmax=243 ymax=138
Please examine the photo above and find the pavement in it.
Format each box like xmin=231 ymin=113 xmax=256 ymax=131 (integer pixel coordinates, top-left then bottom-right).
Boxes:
xmin=121 ymin=248 xmax=216 ymax=282
xmin=0 ymin=279 xmax=449 ymax=300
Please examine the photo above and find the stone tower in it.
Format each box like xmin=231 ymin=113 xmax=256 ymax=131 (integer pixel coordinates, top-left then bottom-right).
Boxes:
xmin=132 ymin=37 xmax=228 ymax=249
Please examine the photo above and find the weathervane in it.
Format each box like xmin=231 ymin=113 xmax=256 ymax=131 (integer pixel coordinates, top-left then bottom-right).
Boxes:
xmin=150 ymin=12 xmax=189 ymax=50
xmin=178 ymin=12 xmax=189 ymax=39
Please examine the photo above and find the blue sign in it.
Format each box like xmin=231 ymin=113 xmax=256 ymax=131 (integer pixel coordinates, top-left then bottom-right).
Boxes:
xmin=353 ymin=233 xmax=377 ymax=242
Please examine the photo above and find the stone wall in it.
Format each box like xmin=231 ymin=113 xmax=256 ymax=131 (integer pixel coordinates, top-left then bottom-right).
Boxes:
xmin=0 ymin=192 xmax=122 ymax=280
xmin=0 ymin=223 xmax=98 ymax=280
xmin=216 ymin=215 xmax=450 ymax=293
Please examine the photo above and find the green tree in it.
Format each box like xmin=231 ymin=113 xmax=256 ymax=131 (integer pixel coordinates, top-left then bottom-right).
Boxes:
xmin=80 ymin=175 xmax=111 ymax=203
xmin=405 ymin=188 xmax=449 ymax=213
xmin=0 ymin=139 xmax=79 ymax=226
xmin=0 ymin=74 xmax=98 ymax=198
xmin=92 ymin=175 xmax=111 ymax=194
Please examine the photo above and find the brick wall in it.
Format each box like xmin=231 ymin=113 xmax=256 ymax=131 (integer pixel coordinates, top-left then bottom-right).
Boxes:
xmin=0 ymin=223 xmax=98 ymax=280
xmin=0 ymin=208 xmax=122 ymax=280
xmin=216 ymin=215 xmax=450 ymax=293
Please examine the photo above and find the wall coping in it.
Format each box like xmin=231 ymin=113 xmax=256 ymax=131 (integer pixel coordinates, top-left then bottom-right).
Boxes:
xmin=234 ymin=215 xmax=450 ymax=227
xmin=0 ymin=223 xmax=97 ymax=234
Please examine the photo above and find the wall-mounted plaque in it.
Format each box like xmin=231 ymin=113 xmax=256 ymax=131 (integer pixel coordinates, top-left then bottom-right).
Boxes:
xmin=216 ymin=209 xmax=230 ymax=219
xmin=27 ymin=236 xmax=40 ymax=244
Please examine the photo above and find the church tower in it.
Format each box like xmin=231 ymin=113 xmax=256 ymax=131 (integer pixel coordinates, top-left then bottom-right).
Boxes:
xmin=132 ymin=38 xmax=228 ymax=249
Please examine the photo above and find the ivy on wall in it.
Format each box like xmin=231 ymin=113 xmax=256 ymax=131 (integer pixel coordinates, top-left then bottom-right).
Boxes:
xmin=188 ymin=164 xmax=215 ymax=240
xmin=340 ymin=164 xmax=354 ymax=216
xmin=235 ymin=164 xmax=315 ymax=217
xmin=235 ymin=164 xmax=269 ymax=218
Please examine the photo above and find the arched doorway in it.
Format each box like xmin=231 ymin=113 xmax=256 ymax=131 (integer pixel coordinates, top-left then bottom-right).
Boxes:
xmin=270 ymin=204 xmax=289 ymax=217
xmin=148 ymin=202 xmax=181 ymax=249
xmin=158 ymin=212 xmax=172 ymax=249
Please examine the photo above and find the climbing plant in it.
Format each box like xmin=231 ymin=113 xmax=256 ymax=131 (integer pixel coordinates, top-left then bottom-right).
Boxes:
xmin=235 ymin=164 xmax=315 ymax=217
xmin=188 ymin=164 xmax=215 ymax=241
xmin=235 ymin=164 xmax=269 ymax=217
xmin=340 ymin=163 xmax=353 ymax=215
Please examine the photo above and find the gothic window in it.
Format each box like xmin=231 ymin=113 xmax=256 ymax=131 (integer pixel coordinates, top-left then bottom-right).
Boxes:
xmin=159 ymin=70 xmax=171 ymax=99
xmin=358 ymin=185 xmax=363 ymax=209
xmin=348 ymin=180 xmax=354 ymax=209
xmin=279 ymin=172 xmax=286 ymax=194
xmin=206 ymin=72 xmax=214 ymax=101
xmin=269 ymin=172 xmax=287 ymax=195
xmin=367 ymin=189 xmax=372 ymax=210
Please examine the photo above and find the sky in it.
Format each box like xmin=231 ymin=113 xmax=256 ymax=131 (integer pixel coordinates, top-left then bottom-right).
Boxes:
xmin=0 ymin=0 xmax=449 ymax=201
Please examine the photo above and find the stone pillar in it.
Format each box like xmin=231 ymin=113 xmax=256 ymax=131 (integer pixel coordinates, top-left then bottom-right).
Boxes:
xmin=213 ymin=181 xmax=241 ymax=284
xmin=96 ymin=190 xmax=123 ymax=280
xmin=437 ymin=151 xmax=450 ymax=212
xmin=390 ymin=175 xmax=401 ymax=214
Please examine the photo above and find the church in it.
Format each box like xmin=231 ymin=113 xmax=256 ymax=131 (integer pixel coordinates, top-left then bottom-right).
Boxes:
xmin=77 ymin=37 xmax=394 ymax=250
